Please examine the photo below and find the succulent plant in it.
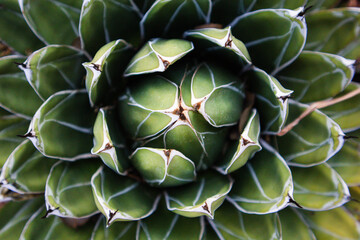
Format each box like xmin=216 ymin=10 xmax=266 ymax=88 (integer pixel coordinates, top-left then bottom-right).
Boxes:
xmin=0 ymin=0 xmax=360 ymax=239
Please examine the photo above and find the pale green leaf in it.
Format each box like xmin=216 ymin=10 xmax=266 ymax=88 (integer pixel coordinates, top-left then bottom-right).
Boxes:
xmin=279 ymin=208 xmax=315 ymax=240
xmin=91 ymin=216 xmax=137 ymax=240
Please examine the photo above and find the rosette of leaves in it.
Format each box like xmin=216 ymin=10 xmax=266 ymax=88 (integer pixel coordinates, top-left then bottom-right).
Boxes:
xmin=0 ymin=0 xmax=360 ymax=239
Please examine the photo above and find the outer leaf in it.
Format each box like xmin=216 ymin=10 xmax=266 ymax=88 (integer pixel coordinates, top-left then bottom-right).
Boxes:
xmin=0 ymin=140 xmax=56 ymax=194
xmin=305 ymin=8 xmax=360 ymax=59
xmin=209 ymin=201 xmax=281 ymax=240
xmin=276 ymin=100 xmax=344 ymax=166
xmin=276 ymin=51 xmax=355 ymax=103
xmin=228 ymin=140 xmax=293 ymax=214
xmin=20 ymin=45 xmax=88 ymax=100
xmin=231 ymin=8 xmax=307 ymax=74
xmin=246 ymin=67 xmax=293 ymax=134
xmin=83 ymin=39 xmax=133 ymax=106
xmin=346 ymin=186 xmax=360 ymax=222
xmin=44 ymin=159 xmax=100 ymax=218
xmin=327 ymin=140 xmax=360 ymax=186
xmin=0 ymin=197 xmax=43 ymax=240
xmin=92 ymin=108 xmax=129 ymax=175
xmin=165 ymin=170 xmax=233 ymax=218
xmin=0 ymin=55 xmax=42 ymax=118
xmin=278 ymin=208 xmax=315 ymax=240
xmin=307 ymin=0 xmax=339 ymax=11
xmin=137 ymin=200 xmax=205 ymax=239
xmin=0 ymin=2 xmax=43 ymax=55
xmin=79 ymin=0 xmax=141 ymax=55
xmin=215 ymin=109 xmax=261 ymax=174
xmin=291 ymin=163 xmax=350 ymax=210
xmin=19 ymin=0 xmax=82 ymax=45
xmin=91 ymin=216 xmax=137 ymax=240
xmin=130 ymin=147 xmax=196 ymax=187
xmin=299 ymin=207 xmax=360 ymax=240
xmin=91 ymin=166 xmax=160 ymax=225
xmin=19 ymin=206 xmax=94 ymax=240
xmin=322 ymin=82 xmax=360 ymax=132
xmin=124 ymin=39 xmax=193 ymax=76
xmin=26 ymin=90 xmax=95 ymax=160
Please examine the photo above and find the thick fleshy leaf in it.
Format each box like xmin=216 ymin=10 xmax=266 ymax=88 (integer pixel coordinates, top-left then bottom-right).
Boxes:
xmin=124 ymin=39 xmax=193 ymax=76
xmin=346 ymin=187 xmax=360 ymax=222
xmin=215 ymin=109 xmax=261 ymax=174
xmin=19 ymin=0 xmax=82 ymax=45
xmin=0 ymin=140 xmax=56 ymax=193
xmin=0 ymin=111 xmax=29 ymax=167
xmin=0 ymin=197 xmax=43 ymax=240
xmin=44 ymin=159 xmax=100 ymax=218
xmin=79 ymin=0 xmax=142 ymax=56
xmin=246 ymin=67 xmax=292 ymax=134
xmin=137 ymin=200 xmax=205 ymax=239
xmin=20 ymin=45 xmax=88 ymax=100
xmin=140 ymin=0 xmax=211 ymax=40
xmin=276 ymin=100 xmax=344 ymax=166
xmin=279 ymin=208 xmax=315 ymax=240
xmin=322 ymin=82 xmax=360 ymax=132
xmin=307 ymin=0 xmax=339 ymax=11
xmin=0 ymin=2 xmax=44 ymax=55
xmin=231 ymin=8 xmax=307 ymax=74
xmin=305 ymin=8 xmax=360 ymax=59
xmin=299 ymin=207 xmax=360 ymax=240
xmin=276 ymin=51 xmax=355 ymax=103
xmin=91 ymin=166 xmax=160 ymax=225
xmin=91 ymin=216 xmax=137 ymax=240
xmin=228 ymin=140 xmax=293 ymax=214
xmin=26 ymin=90 xmax=95 ymax=160
xmin=327 ymin=140 xmax=360 ymax=186
xmin=19 ymin=206 xmax=94 ymax=240
xmin=291 ymin=163 xmax=350 ymax=210
xmin=0 ymin=55 xmax=42 ymax=118
xmin=165 ymin=170 xmax=233 ymax=218
xmin=92 ymin=108 xmax=129 ymax=175
xmin=209 ymin=201 xmax=281 ymax=240
xmin=83 ymin=40 xmax=133 ymax=106
xmin=130 ymin=147 xmax=196 ymax=187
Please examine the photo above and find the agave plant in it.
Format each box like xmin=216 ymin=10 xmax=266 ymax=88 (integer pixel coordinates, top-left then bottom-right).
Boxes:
xmin=0 ymin=0 xmax=360 ymax=239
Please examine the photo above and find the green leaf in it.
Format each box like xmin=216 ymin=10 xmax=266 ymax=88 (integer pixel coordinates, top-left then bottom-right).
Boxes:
xmin=278 ymin=208 xmax=315 ymax=240
xmin=83 ymin=39 xmax=133 ymax=106
xmin=26 ymin=90 xmax=95 ymax=160
xmin=231 ymin=8 xmax=307 ymax=74
xmin=276 ymin=51 xmax=355 ymax=103
xmin=209 ymin=201 xmax=281 ymax=240
xmin=306 ymin=0 xmax=339 ymax=11
xmin=291 ymin=163 xmax=350 ymax=210
xmin=0 ymin=140 xmax=56 ymax=194
xmin=124 ymin=39 xmax=193 ymax=77
xmin=79 ymin=0 xmax=141 ymax=55
xmin=92 ymin=108 xmax=129 ymax=175
xmin=0 ymin=2 xmax=44 ymax=55
xmin=299 ymin=207 xmax=360 ymax=240
xmin=20 ymin=45 xmax=88 ymax=100
xmin=305 ymin=8 xmax=360 ymax=59
xmin=322 ymin=82 xmax=360 ymax=133
xmin=165 ymin=170 xmax=233 ymax=218
xmin=91 ymin=216 xmax=137 ymax=240
xmin=140 ymin=0 xmax=211 ymax=40
xmin=276 ymin=100 xmax=344 ymax=166
xmin=137 ymin=200 xmax=205 ymax=239
xmin=44 ymin=159 xmax=100 ymax=218
xmin=0 ymin=111 xmax=29 ymax=167
xmin=215 ymin=109 xmax=261 ymax=174
xmin=91 ymin=166 xmax=160 ymax=225
xmin=0 ymin=56 xmax=43 ymax=119
xmin=327 ymin=140 xmax=360 ymax=186
xmin=19 ymin=206 xmax=94 ymax=240
xmin=130 ymin=147 xmax=196 ymax=187
xmin=228 ymin=140 xmax=293 ymax=214
xmin=0 ymin=198 xmax=43 ymax=240
xmin=19 ymin=0 xmax=82 ymax=45
xmin=246 ymin=67 xmax=293 ymax=134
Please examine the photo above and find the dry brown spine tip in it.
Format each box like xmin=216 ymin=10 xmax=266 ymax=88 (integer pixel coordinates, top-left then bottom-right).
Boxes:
xmin=202 ymin=202 xmax=210 ymax=213
xmin=91 ymin=63 xmax=101 ymax=71
xmin=107 ymin=209 xmax=119 ymax=225
xmin=14 ymin=62 xmax=27 ymax=68
xmin=17 ymin=132 xmax=34 ymax=138
xmin=41 ymin=207 xmax=60 ymax=219
xmin=242 ymin=138 xmax=254 ymax=146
